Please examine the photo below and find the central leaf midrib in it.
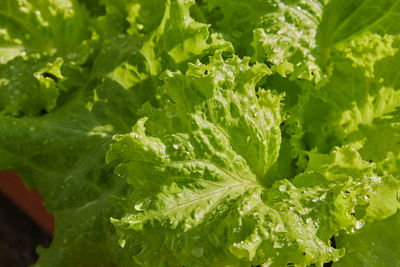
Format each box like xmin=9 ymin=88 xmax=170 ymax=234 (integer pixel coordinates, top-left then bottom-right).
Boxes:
xmin=122 ymin=182 xmax=257 ymax=225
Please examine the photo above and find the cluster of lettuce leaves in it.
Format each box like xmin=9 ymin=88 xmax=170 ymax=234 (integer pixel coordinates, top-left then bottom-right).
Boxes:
xmin=1 ymin=0 xmax=400 ymax=266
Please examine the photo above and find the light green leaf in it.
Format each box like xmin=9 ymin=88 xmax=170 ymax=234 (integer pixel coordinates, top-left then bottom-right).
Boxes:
xmin=204 ymin=0 xmax=325 ymax=80
xmin=286 ymin=32 xmax=400 ymax=156
xmin=106 ymin=55 xmax=382 ymax=266
xmin=1 ymin=1 xmax=400 ymax=266
xmin=139 ymin=0 xmax=232 ymax=76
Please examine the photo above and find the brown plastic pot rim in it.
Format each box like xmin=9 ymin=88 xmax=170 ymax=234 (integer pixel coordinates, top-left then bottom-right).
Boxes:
xmin=0 ymin=170 xmax=54 ymax=235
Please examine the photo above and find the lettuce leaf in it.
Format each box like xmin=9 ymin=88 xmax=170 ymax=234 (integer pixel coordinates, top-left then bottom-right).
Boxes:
xmin=0 ymin=0 xmax=400 ymax=266
xmin=198 ymin=0 xmax=325 ymax=80
xmin=0 ymin=0 xmax=92 ymax=116
xmin=106 ymin=55 xmax=381 ymax=266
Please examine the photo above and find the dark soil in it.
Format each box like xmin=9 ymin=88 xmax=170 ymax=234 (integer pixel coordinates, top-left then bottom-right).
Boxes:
xmin=0 ymin=193 xmax=52 ymax=267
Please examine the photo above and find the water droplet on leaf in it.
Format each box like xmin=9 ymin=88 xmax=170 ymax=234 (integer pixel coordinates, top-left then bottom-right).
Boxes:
xmin=191 ymin=247 xmax=204 ymax=258
xmin=119 ymin=239 xmax=126 ymax=248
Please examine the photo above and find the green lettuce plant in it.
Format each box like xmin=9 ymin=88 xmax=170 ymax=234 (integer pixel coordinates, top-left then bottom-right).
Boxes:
xmin=1 ymin=0 xmax=400 ymax=266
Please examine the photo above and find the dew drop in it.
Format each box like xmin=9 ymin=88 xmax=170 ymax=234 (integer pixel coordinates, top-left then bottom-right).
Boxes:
xmin=183 ymin=223 xmax=192 ymax=231
xmin=232 ymin=30 xmax=242 ymax=38
xmin=67 ymin=52 xmax=77 ymax=59
xmin=134 ymin=202 xmax=145 ymax=211
xmin=279 ymin=184 xmax=287 ymax=192
xmin=119 ymin=239 xmax=126 ymax=248
xmin=191 ymin=247 xmax=204 ymax=258
xmin=356 ymin=220 xmax=365 ymax=229
xmin=208 ymin=233 xmax=220 ymax=247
